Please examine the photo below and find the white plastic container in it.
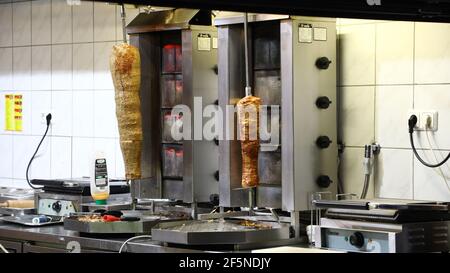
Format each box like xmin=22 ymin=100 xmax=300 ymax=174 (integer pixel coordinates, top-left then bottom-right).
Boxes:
xmin=90 ymin=152 xmax=110 ymax=204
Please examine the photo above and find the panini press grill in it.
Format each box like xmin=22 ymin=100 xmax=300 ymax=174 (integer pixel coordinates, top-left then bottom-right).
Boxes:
xmin=313 ymin=199 xmax=450 ymax=223
xmin=33 ymin=178 xmax=131 ymax=217
xmin=312 ymin=199 xmax=450 ymax=253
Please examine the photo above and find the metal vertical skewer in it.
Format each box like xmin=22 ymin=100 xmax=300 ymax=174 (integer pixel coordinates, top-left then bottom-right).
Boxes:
xmin=243 ymin=12 xmax=255 ymax=215
xmin=243 ymin=13 xmax=251 ymax=97
xmin=120 ymin=3 xmax=127 ymax=44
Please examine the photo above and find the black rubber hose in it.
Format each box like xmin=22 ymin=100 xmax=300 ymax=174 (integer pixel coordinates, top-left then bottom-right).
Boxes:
xmin=26 ymin=114 xmax=51 ymax=189
xmin=410 ymin=132 xmax=450 ymax=168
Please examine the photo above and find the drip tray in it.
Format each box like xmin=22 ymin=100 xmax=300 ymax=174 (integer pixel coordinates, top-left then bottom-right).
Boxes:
xmin=151 ymin=219 xmax=291 ymax=245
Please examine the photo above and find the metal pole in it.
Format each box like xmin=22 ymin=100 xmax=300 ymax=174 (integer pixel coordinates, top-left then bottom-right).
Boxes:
xmin=248 ymin=187 xmax=255 ymax=215
xmin=120 ymin=3 xmax=127 ymax=44
xmin=243 ymin=12 xmax=251 ymax=97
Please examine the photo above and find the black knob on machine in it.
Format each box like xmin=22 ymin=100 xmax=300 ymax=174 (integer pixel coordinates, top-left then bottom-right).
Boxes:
xmin=210 ymin=194 xmax=219 ymax=206
xmin=214 ymin=170 xmax=220 ymax=181
xmin=214 ymin=137 xmax=219 ymax=146
xmin=315 ymin=57 xmax=332 ymax=70
xmin=214 ymin=99 xmax=219 ymax=106
xmin=316 ymin=96 xmax=332 ymax=109
xmin=316 ymin=136 xmax=332 ymax=149
xmin=316 ymin=175 xmax=332 ymax=188
xmin=349 ymin=232 xmax=365 ymax=248
xmin=52 ymin=201 xmax=62 ymax=213
xmin=212 ymin=64 xmax=218 ymax=75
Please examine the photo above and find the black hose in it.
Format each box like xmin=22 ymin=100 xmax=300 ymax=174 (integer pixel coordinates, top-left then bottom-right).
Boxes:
xmin=409 ymin=132 xmax=450 ymax=168
xmin=26 ymin=114 xmax=51 ymax=189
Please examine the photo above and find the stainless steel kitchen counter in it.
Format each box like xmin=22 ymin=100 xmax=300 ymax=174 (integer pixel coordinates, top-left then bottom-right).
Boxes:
xmin=0 ymin=221 xmax=324 ymax=253
xmin=0 ymin=221 xmax=205 ymax=253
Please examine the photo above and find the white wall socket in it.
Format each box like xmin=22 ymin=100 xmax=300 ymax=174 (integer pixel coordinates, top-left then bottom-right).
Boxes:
xmin=40 ymin=112 xmax=54 ymax=125
xmin=408 ymin=110 xmax=438 ymax=131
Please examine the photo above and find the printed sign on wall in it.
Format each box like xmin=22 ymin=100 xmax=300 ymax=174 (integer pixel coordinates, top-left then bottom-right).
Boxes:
xmin=4 ymin=94 xmax=22 ymax=132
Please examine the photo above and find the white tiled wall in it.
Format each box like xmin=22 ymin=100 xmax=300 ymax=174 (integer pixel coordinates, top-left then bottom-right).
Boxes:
xmin=0 ymin=0 xmax=140 ymax=188
xmin=1 ymin=2 xmax=449 ymax=203
xmin=338 ymin=19 xmax=450 ymax=201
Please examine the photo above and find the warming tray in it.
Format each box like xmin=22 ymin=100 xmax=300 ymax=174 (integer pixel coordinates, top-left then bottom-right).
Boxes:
xmin=64 ymin=217 xmax=158 ymax=234
xmin=81 ymin=201 xmax=133 ymax=212
xmin=151 ymin=219 xmax=291 ymax=245
xmin=0 ymin=215 xmax=63 ymax=226
xmin=64 ymin=211 xmax=190 ymax=234
xmin=0 ymin=207 xmax=35 ymax=216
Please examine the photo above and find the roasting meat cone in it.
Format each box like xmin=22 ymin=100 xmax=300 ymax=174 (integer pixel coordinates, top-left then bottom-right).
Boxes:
xmin=237 ymin=95 xmax=261 ymax=188
xmin=110 ymin=43 xmax=142 ymax=180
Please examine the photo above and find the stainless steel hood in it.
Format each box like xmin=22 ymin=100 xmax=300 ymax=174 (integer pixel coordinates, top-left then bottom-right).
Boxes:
xmin=213 ymin=11 xmax=289 ymax=26
xmin=127 ymin=8 xmax=212 ymax=34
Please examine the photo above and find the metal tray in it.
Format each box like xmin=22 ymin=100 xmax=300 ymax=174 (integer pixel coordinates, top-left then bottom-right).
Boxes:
xmin=81 ymin=201 xmax=133 ymax=212
xmin=0 ymin=207 xmax=35 ymax=216
xmin=64 ymin=212 xmax=188 ymax=234
xmin=0 ymin=215 xmax=62 ymax=227
xmin=151 ymin=219 xmax=291 ymax=245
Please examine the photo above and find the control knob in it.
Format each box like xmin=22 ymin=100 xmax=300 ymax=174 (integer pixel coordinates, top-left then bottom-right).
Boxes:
xmin=349 ymin=232 xmax=365 ymax=248
xmin=315 ymin=57 xmax=332 ymax=70
xmin=316 ymin=175 xmax=332 ymax=188
xmin=52 ymin=201 xmax=62 ymax=213
xmin=316 ymin=136 xmax=332 ymax=149
xmin=316 ymin=96 xmax=332 ymax=109
xmin=214 ymin=170 xmax=220 ymax=181
xmin=209 ymin=194 xmax=219 ymax=206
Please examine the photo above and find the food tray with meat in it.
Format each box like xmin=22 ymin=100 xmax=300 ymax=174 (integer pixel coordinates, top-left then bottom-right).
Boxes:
xmin=64 ymin=211 xmax=189 ymax=234
xmin=151 ymin=219 xmax=290 ymax=245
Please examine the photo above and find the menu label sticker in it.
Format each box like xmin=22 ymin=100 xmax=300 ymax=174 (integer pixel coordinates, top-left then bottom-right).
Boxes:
xmin=4 ymin=93 xmax=23 ymax=132
xmin=198 ymin=33 xmax=211 ymax=51
xmin=314 ymin=27 xmax=327 ymax=41
xmin=298 ymin=23 xmax=313 ymax=43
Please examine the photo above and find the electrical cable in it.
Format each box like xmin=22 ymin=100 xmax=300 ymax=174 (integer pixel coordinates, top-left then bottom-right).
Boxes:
xmin=26 ymin=114 xmax=51 ymax=190
xmin=337 ymin=143 xmax=344 ymax=194
xmin=425 ymin=128 xmax=450 ymax=193
xmin=118 ymin=235 xmax=152 ymax=253
xmin=0 ymin=243 xmax=9 ymax=253
xmin=409 ymin=115 xmax=450 ymax=168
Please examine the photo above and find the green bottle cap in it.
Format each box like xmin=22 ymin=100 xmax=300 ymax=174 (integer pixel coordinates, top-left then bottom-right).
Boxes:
xmin=95 ymin=199 xmax=107 ymax=205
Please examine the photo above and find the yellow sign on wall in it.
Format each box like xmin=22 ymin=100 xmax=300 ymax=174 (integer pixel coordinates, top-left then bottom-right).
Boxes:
xmin=4 ymin=94 xmax=23 ymax=132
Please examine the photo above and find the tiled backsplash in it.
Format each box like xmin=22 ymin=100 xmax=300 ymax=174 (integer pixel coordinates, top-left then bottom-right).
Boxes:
xmin=0 ymin=0 xmax=139 ymax=188
xmin=338 ymin=19 xmax=450 ymax=201
xmin=0 ymin=2 xmax=449 ymax=202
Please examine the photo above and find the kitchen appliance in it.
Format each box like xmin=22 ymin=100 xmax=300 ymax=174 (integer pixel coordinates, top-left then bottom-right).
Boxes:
xmin=313 ymin=199 xmax=450 ymax=253
xmin=1 ymin=178 xmax=131 ymax=227
xmin=126 ymin=9 xmax=219 ymax=212
xmin=215 ymin=12 xmax=338 ymax=238
xmin=33 ymin=178 xmax=131 ymax=217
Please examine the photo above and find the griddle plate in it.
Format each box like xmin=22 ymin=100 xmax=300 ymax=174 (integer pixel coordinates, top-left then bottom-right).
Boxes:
xmin=151 ymin=219 xmax=291 ymax=245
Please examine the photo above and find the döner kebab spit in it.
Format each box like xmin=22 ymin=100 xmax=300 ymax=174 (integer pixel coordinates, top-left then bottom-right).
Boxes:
xmin=110 ymin=43 xmax=142 ymax=180
xmin=237 ymin=95 xmax=261 ymax=188
xmin=237 ymin=12 xmax=262 ymax=189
